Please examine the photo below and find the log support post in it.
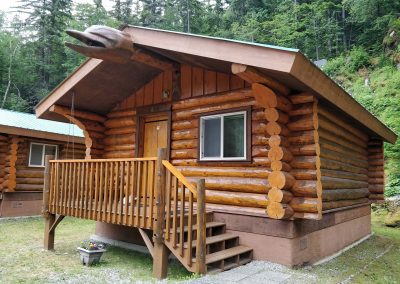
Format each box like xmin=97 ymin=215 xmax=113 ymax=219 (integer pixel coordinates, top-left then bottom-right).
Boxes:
xmin=153 ymin=148 xmax=168 ymax=279
xmin=195 ymin=179 xmax=207 ymax=274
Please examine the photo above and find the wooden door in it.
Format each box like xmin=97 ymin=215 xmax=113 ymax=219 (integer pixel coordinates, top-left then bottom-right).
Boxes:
xmin=143 ymin=119 xmax=168 ymax=157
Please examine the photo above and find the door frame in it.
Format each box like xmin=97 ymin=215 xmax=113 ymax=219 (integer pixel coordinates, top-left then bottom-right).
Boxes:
xmin=135 ymin=104 xmax=172 ymax=159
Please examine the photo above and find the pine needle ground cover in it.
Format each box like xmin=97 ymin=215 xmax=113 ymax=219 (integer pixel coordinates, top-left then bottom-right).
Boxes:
xmin=0 ymin=212 xmax=399 ymax=283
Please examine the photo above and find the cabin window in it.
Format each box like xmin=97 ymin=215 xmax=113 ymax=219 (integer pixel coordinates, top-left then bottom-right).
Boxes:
xmin=28 ymin=143 xmax=58 ymax=167
xmin=200 ymin=111 xmax=246 ymax=161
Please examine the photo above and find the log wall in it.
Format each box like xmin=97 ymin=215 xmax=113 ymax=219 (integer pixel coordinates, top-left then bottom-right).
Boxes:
xmin=317 ymin=104 xmax=371 ymax=211
xmin=0 ymin=134 xmax=84 ymax=192
xmin=0 ymin=134 xmax=7 ymax=190
xmin=368 ymin=139 xmax=384 ymax=201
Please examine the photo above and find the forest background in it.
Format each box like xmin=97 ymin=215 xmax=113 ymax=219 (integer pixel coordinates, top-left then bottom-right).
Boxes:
xmin=0 ymin=0 xmax=399 ymax=196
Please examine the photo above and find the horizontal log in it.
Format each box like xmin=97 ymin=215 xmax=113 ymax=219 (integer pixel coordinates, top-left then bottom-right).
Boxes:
xmin=205 ymin=189 xmax=268 ymax=208
xmin=252 ymin=83 xmax=292 ymax=112
xmin=172 ymin=129 xmax=198 ymax=140
xmin=82 ymin=119 xmax=105 ymax=133
xmin=252 ymin=135 xmax=269 ymax=146
xmin=290 ymin=144 xmax=316 ymax=156
xmin=264 ymin=108 xmax=289 ymax=124
xmin=15 ymin=169 xmax=44 ymax=178
xmin=268 ymin=188 xmax=293 ymax=203
xmin=318 ymin=106 xmax=368 ymax=142
xmin=102 ymin=151 xmax=135 ymax=159
xmin=368 ymin=147 xmax=383 ymax=153
xmin=16 ymin=177 xmax=44 ymax=185
xmin=291 ymin=169 xmax=317 ymax=180
xmin=320 ymin=168 xmax=368 ymax=182
xmin=187 ymin=176 xmax=270 ymax=194
xmin=291 ymin=156 xmax=317 ymax=170
xmin=173 ymin=99 xmax=255 ymax=121
xmin=369 ymin=194 xmax=384 ymax=200
xmin=104 ymin=144 xmax=135 ymax=152
xmin=50 ymin=105 xmax=106 ymax=123
xmin=288 ymin=102 xmax=313 ymax=117
xmin=368 ymin=184 xmax=384 ymax=193
xmin=104 ymin=117 xmax=135 ymax=128
xmin=368 ymin=172 xmax=384 ymax=178
xmin=368 ymin=140 xmax=382 ymax=146
xmin=267 ymin=202 xmax=294 ymax=219
xmin=172 ymin=88 xmax=253 ymax=110
xmin=178 ymin=166 xmax=270 ymax=178
xmin=322 ymin=188 xmax=370 ymax=202
xmin=320 ymin=148 xmax=368 ymax=169
xmin=14 ymin=184 xmax=43 ymax=191
xmin=172 ymin=120 xmax=198 ymax=131
xmin=268 ymin=171 xmax=295 ymax=190
xmin=320 ymin=138 xmax=367 ymax=161
xmin=369 ymin=159 xmax=384 ymax=166
xmin=107 ymin=109 xmax=136 ymax=118
xmin=104 ymin=126 xmax=135 ymax=136
xmin=287 ymin=114 xmax=315 ymax=132
xmin=368 ymin=153 xmax=384 ymax=160
xmin=268 ymin=146 xmax=293 ymax=162
xmin=171 ymin=149 xmax=197 ymax=159
xmin=321 ymin=176 xmax=368 ymax=189
xmin=289 ymin=93 xmax=314 ymax=105
xmin=171 ymin=139 xmax=198 ymax=150
xmin=288 ymin=130 xmax=315 ymax=145
xmin=319 ymin=129 xmax=367 ymax=156
xmin=103 ymin=133 xmax=135 ymax=145
xmin=252 ymin=120 xmax=267 ymax=134
xmin=252 ymin=110 xmax=266 ymax=121
xmin=292 ymin=180 xmax=318 ymax=197
xmin=290 ymin=197 xmax=319 ymax=213
xmin=320 ymin=157 xmax=368 ymax=175
xmin=322 ymin=198 xmax=370 ymax=210
xmin=369 ymin=177 xmax=384 ymax=184
xmin=171 ymin=159 xmax=197 ymax=166
xmin=252 ymin=146 xmax=269 ymax=157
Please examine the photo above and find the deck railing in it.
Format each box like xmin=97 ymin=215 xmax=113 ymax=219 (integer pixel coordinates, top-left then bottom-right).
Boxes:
xmin=47 ymin=158 xmax=157 ymax=229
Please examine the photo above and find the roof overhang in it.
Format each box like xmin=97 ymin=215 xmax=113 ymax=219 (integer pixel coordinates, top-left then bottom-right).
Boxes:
xmin=36 ymin=25 xmax=397 ymax=144
xmin=0 ymin=125 xmax=85 ymax=144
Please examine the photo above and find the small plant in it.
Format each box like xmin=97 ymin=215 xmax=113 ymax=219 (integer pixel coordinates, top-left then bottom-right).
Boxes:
xmin=79 ymin=240 xmax=106 ymax=251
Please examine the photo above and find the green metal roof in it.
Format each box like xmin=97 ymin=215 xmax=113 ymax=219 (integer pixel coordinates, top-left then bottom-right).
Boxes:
xmin=0 ymin=109 xmax=83 ymax=137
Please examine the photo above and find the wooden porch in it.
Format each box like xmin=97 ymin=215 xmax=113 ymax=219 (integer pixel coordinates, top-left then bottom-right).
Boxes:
xmin=42 ymin=149 xmax=252 ymax=279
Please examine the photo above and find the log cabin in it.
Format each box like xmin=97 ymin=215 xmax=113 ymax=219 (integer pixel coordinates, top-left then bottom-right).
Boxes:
xmin=0 ymin=109 xmax=85 ymax=217
xmin=35 ymin=25 xmax=397 ymax=278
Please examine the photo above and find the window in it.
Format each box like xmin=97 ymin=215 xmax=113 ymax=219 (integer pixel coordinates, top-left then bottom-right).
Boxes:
xmin=200 ymin=111 xmax=246 ymax=161
xmin=28 ymin=143 xmax=58 ymax=167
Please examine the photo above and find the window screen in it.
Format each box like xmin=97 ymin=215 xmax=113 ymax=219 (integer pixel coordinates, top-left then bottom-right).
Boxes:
xmin=29 ymin=143 xmax=57 ymax=167
xmin=200 ymin=111 xmax=246 ymax=160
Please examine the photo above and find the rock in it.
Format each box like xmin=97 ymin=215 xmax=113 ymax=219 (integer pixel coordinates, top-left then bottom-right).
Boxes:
xmin=384 ymin=207 xmax=400 ymax=227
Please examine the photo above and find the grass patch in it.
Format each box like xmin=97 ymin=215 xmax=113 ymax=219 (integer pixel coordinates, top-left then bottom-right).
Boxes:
xmin=0 ymin=217 xmax=193 ymax=283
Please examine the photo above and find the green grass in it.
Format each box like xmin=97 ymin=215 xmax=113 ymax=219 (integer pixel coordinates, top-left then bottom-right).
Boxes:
xmin=0 ymin=211 xmax=399 ymax=283
xmin=0 ymin=217 xmax=193 ymax=283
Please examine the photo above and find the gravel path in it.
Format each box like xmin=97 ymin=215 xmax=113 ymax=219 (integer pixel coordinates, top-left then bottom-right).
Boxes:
xmin=184 ymin=261 xmax=317 ymax=284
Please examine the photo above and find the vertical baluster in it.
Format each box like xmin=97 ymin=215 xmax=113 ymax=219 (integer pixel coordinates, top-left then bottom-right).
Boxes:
xmin=112 ymin=162 xmax=119 ymax=224
xmin=78 ymin=162 xmax=83 ymax=218
xmin=55 ymin=163 xmax=60 ymax=214
xmin=96 ymin=162 xmax=104 ymax=221
xmin=148 ymin=160 xmax=155 ymax=229
xmin=172 ymin=176 xmax=178 ymax=248
xmin=135 ymin=161 xmax=142 ymax=227
xmin=107 ymin=162 xmax=114 ymax=223
xmin=93 ymin=162 xmax=99 ymax=220
xmin=67 ymin=162 xmax=73 ymax=216
xmin=124 ymin=161 xmax=130 ymax=225
xmin=165 ymin=170 xmax=172 ymax=241
xmin=90 ymin=162 xmax=101 ymax=220
xmin=129 ymin=161 xmax=136 ymax=226
xmin=187 ymin=190 xmax=193 ymax=267
xmin=75 ymin=162 xmax=81 ymax=217
xmin=85 ymin=161 xmax=90 ymax=219
xmin=118 ymin=161 xmax=125 ymax=224
xmin=103 ymin=162 xmax=109 ymax=222
xmin=142 ymin=161 xmax=148 ymax=228
xmin=60 ymin=163 xmax=65 ymax=215
xmin=179 ymin=182 xmax=186 ymax=257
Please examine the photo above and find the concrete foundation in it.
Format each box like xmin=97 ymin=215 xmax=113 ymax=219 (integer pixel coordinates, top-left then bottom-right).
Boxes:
xmin=0 ymin=192 xmax=42 ymax=217
xmin=94 ymin=205 xmax=371 ymax=267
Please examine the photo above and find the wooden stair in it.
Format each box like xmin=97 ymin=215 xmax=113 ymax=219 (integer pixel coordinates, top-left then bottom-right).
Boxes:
xmin=164 ymin=214 xmax=253 ymax=273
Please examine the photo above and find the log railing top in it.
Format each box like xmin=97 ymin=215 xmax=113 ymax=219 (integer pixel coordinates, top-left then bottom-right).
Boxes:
xmin=50 ymin=157 xmax=157 ymax=163
xmin=162 ymin=160 xmax=197 ymax=195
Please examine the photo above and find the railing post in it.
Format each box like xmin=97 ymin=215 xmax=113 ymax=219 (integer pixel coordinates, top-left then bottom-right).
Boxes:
xmin=196 ymin=179 xmax=207 ymax=274
xmin=153 ymin=148 xmax=168 ymax=279
xmin=43 ymin=155 xmax=55 ymax=250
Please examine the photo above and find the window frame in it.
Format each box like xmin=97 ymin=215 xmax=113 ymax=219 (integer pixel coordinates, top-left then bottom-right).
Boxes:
xmin=199 ymin=110 xmax=248 ymax=161
xmin=28 ymin=142 xmax=58 ymax=167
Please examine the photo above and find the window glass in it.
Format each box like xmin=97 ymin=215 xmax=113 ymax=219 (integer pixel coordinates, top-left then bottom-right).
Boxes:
xmin=30 ymin=144 xmax=44 ymax=166
xmin=203 ymin=117 xmax=221 ymax=158
xmin=223 ymin=114 xmax=245 ymax=158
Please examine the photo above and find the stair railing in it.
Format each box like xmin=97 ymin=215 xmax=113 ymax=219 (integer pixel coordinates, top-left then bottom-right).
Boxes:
xmin=153 ymin=148 xmax=206 ymax=277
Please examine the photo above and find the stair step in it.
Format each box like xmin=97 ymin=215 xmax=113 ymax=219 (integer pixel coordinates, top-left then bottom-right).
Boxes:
xmin=172 ymin=221 xmax=225 ymax=233
xmin=207 ymin=258 xmax=252 ymax=274
xmin=204 ymin=245 xmax=253 ymax=264
xmin=184 ymin=233 xmax=238 ymax=248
